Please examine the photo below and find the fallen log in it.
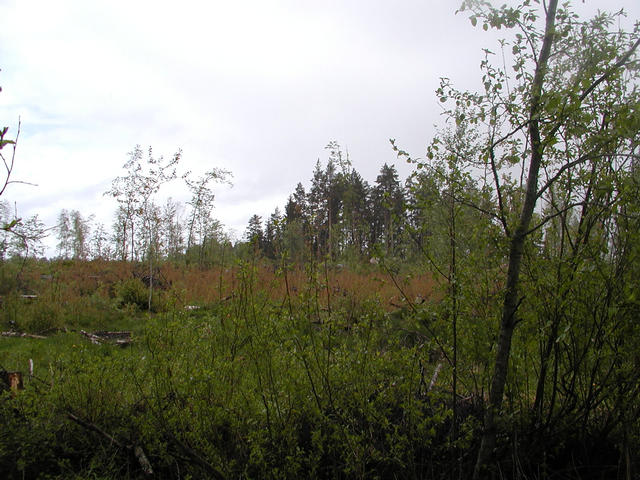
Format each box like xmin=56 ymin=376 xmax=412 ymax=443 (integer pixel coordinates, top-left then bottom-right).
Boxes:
xmin=79 ymin=330 xmax=132 ymax=346
xmin=79 ymin=330 xmax=102 ymax=345
xmin=1 ymin=331 xmax=47 ymax=339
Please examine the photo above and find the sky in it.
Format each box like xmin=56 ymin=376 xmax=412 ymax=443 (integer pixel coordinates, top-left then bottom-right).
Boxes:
xmin=1 ymin=0 xmax=638 ymax=253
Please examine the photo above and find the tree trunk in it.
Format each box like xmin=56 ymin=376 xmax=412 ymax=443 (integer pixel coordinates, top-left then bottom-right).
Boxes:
xmin=472 ymin=2 xmax=558 ymax=477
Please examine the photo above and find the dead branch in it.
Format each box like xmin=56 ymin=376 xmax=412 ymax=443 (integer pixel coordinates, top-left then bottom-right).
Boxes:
xmin=165 ymin=431 xmax=225 ymax=480
xmin=429 ymin=362 xmax=443 ymax=392
xmin=67 ymin=412 xmax=153 ymax=475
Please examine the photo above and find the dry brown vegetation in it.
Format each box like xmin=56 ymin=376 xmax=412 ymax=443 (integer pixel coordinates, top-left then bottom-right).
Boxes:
xmin=10 ymin=259 xmax=437 ymax=314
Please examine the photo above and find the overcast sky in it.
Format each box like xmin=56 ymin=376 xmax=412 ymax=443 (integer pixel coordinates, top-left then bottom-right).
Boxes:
xmin=1 ymin=0 xmax=638 ymax=252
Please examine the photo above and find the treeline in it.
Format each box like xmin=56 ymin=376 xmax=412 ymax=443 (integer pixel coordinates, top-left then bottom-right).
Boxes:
xmin=245 ymin=140 xmax=494 ymax=270
xmin=1 ymin=145 xmax=232 ymax=265
xmin=1 ymin=141 xmax=490 ymax=270
xmin=248 ymin=141 xmax=438 ymax=263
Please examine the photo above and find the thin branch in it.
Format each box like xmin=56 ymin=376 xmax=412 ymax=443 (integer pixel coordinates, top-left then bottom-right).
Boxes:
xmin=535 ymin=136 xmax=628 ymax=200
xmin=543 ymin=35 xmax=640 ymax=145
xmin=406 ymin=227 xmax=449 ymax=281
xmin=488 ymin=144 xmax=511 ymax=236
xmin=580 ymin=36 xmax=640 ymax=103
xmin=0 ymin=118 xmax=21 ymax=197
xmin=523 ymin=201 xmax=586 ymax=236
xmin=444 ymin=188 xmax=504 ymax=225
xmin=488 ymin=118 xmax=531 ymax=151
xmin=536 ymin=153 xmax=592 ymax=199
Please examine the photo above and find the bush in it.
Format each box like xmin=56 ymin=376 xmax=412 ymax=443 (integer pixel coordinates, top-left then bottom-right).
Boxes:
xmin=115 ymin=278 xmax=148 ymax=311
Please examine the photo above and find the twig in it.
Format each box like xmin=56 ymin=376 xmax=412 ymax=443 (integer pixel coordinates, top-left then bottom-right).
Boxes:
xmin=165 ymin=431 xmax=226 ymax=480
xmin=67 ymin=412 xmax=153 ymax=475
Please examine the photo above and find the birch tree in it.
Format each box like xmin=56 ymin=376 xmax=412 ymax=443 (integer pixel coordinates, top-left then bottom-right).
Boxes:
xmin=106 ymin=145 xmax=181 ymax=308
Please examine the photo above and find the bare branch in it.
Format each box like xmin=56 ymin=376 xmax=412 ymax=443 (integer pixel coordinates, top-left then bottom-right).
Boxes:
xmin=488 ymin=143 xmax=511 ymax=236
xmin=0 ymin=118 xmax=21 ymax=198
xmin=524 ymin=201 xmax=587 ymax=237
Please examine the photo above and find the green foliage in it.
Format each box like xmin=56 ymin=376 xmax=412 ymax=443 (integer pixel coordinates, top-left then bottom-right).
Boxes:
xmin=0 ymin=262 xmax=475 ymax=479
xmin=115 ymin=277 xmax=166 ymax=312
xmin=2 ymin=249 xmax=640 ymax=478
xmin=115 ymin=277 xmax=147 ymax=311
xmin=0 ymin=294 xmax=62 ymax=333
xmin=62 ymin=293 xmax=124 ymax=330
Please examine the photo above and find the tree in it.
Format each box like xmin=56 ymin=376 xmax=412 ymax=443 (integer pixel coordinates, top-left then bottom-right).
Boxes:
xmin=306 ymin=143 xmax=351 ymax=259
xmin=431 ymin=1 xmax=640 ymax=477
xmin=341 ymin=169 xmax=371 ymax=258
xmin=245 ymin=214 xmax=264 ymax=252
xmin=283 ymin=183 xmax=310 ymax=263
xmin=0 ymin=78 xmax=20 ymax=200
xmin=307 ymin=160 xmax=330 ymax=257
xmin=1 ymin=72 xmax=38 ymax=249
xmin=90 ymin=222 xmax=111 ymax=260
xmin=70 ymin=210 xmax=91 ymax=260
xmin=105 ymin=145 xmax=180 ymax=261
xmin=264 ymin=207 xmax=284 ymax=259
xmin=370 ymin=164 xmax=405 ymax=256
xmin=8 ymin=213 xmax=47 ymax=258
xmin=161 ymin=197 xmax=185 ymax=261
xmin=56 ymin=209 xmax=91 ymax=260
xmin=390 ymin=1 xmax=640 ymax=475
xmin=56 ymin=209 xmax=73 ymax=259
xmin=184 ymin=168 xmax=231 ymax=266
xmin=106 ymin=145 xmax=181 ymax=309
xmin=111 ymin=205 xmax=130 ymax=261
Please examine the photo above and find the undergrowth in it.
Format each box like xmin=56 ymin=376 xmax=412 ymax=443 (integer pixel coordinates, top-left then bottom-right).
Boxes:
xmin=0 ymin=259 xmax=636 ymax=479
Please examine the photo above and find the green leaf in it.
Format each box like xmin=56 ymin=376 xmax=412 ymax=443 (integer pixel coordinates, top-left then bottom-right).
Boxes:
xmin=2 ymin=218 xmax=21 ymax=231
xmin=470 ymin=16 xmax=477 ymax=27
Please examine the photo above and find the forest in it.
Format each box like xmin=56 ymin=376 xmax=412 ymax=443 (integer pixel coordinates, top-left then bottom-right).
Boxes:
xmin=2 ymin=1 xmax=640 ymax=478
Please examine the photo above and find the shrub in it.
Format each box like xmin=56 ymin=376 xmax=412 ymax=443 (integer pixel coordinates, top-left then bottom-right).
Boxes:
xmin=115 ymin=278 xmax=148 ymax=311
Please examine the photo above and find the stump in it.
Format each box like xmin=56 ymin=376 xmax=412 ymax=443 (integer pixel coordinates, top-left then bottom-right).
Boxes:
xmin=1 ymin=371 xmax=23 ymax=394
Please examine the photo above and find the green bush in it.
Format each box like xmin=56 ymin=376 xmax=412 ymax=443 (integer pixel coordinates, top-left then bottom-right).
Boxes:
xmin=115 ymin=278 xmax=148 ymax=311
xmin=115 ymin=277 xmax=169 ymax=313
